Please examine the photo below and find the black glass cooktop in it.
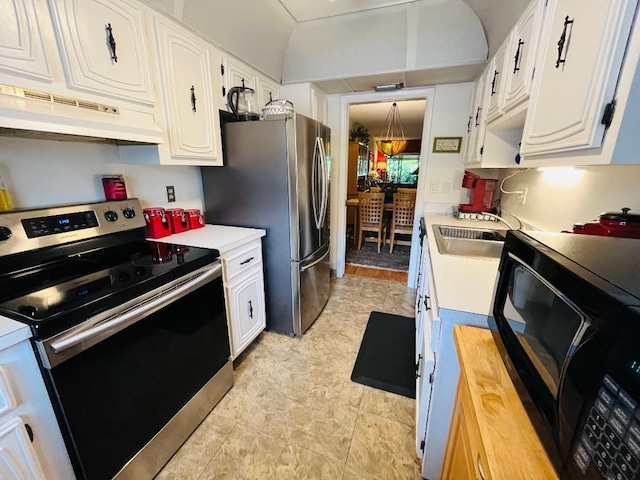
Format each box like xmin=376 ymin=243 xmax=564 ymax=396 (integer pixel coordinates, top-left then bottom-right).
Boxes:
xmin=0 ymin=239 xmax=219 ymax=339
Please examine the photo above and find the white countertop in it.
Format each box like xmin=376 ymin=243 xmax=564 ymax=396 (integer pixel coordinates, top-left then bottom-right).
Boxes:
xmin=0 ymin=314 xmax=31 ymax=351
xmin=423 ymin=213 xmax=507 ymax=316
xmin=148 ymin=224 xmax=266 ymax=254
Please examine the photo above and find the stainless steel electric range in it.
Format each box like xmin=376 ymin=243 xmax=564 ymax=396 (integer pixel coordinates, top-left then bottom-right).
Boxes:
xmin=0 ymin=199 xmax=233 ymax=480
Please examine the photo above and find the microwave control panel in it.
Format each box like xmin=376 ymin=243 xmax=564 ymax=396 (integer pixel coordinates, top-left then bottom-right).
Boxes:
xmin=572 ymin=374 xmax=640 ymax=479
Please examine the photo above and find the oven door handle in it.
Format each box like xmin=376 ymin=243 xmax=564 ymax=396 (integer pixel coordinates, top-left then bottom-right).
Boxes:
xmin=45 ymin=262 xmax=222 ymax=363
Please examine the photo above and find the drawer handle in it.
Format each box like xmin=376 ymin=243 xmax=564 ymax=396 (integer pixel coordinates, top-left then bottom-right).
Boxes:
xmin=475 ymin=107 xmax=481 ymax=126
xmin=248 ymin=300 xmax=253 ymax=319
xmin=240 ymin=256 xmax=255 ymax=266
xmin=415 ymin=354 xmax=422 ymax=378
xmin=477 ymin=453 xmax=487 ymax=480
xmin=191 ymin=85 xmax=197 ymax=113
xmin=513 ymin=38 xmax=524 ymax=73
xmin=106 ymin=23 xmax=118 ymax=63
xmin=424 ymin=295 xmax=430 ymax=311
xmin=556 ymin=15 xmax=574 ymax=68
xmin=467 ymin=115 xmax=472 ymax=133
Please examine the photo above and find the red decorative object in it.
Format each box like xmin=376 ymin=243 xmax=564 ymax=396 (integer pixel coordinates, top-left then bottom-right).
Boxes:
xmin=458 ymin=171 xmax=497 ymax=213
xmin=185 ymin=209 xmax=205 ymax=229
xmin=143 ymin=208 xmax=172 ymax=239
xmin=165 ymin=208 xmax=190 ymax=234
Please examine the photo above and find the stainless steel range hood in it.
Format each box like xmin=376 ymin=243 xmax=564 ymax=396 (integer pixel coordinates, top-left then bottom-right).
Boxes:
xmin=0 ymin=84 xmax=163 ymax=144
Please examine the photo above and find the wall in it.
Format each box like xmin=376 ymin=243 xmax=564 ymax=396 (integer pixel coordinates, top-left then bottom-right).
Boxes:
xmin=498 ymin=164 xmax=640 ymax=232
xmin=0 ymin=137 xmax=203 ymax=210
xmin=421 ymin=83 xmax=474 ymax=213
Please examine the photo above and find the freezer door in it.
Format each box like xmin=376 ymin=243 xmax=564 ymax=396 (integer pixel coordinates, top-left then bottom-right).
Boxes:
xmin=295 ymin=116 xmax=330 ymax=260
xmin=296 ymin=244 xmax=330 ymax=335
xmin=318 ymin=123 xmax=331 ymax=247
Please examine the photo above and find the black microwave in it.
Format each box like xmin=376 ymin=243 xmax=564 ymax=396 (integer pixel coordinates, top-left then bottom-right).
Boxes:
xmin=491 ymin=230 xmax=640 ymax=480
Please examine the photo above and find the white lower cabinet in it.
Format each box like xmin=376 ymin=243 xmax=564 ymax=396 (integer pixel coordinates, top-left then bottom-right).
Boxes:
xmin=220 ymin=239 xmax=266 ymax=359
xmin=0 ymin=336 xmax=74 ymax=480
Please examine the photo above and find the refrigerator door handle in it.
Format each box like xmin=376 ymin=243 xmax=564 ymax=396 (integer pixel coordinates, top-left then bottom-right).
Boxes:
xmin=311 ymin=136 xmax=322 ymax=230
xmin=318 ymin=138 xmax=329 ymax=228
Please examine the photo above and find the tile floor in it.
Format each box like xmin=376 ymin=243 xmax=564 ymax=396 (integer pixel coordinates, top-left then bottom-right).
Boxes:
xmin=156 ymin=273 xmax=421 ymax=480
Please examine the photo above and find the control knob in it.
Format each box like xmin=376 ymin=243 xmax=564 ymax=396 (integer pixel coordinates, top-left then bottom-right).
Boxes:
xmin=0 ymin=226 xmax=11 ymax=241
xmin=118 ymin=271 xmax=131 ymax=282
xmin=104 ymin=210 xmax=118 ymax=222
xmin=122 ymin=208 xmax=136 ymax=219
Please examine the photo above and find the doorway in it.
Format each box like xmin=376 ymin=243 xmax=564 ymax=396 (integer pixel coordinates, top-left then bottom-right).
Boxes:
xmin=343 ymin=100 xmax=426 ymax=274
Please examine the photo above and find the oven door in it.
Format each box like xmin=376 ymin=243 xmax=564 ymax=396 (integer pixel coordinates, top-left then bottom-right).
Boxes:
xmin=35 ymin=261 xmax=231 ymax=480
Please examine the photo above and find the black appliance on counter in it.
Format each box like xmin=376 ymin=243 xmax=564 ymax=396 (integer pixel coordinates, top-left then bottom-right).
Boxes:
xmin=0 ymin=199 xmax=232 ymax=480
xmin=491 ymin=230 xmax=640 ymax=479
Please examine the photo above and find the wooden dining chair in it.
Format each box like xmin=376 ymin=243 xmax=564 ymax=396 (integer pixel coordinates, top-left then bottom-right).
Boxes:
xmin=388 ymin=192 xmax=416 ymax=253
xmin=397 ymin=187 xmax=417 ymax=194
xmin=357 ymin=192 xmax=387 ymax=252
xmin=369 ymin=186 xmax=382 ymax=193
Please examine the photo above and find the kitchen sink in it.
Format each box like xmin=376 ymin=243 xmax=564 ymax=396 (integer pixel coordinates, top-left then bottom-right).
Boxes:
xmin=433 ymin=225 xmax=506 ymax=258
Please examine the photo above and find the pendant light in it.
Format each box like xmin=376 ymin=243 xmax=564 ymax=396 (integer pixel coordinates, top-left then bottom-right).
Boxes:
xmin=376 ymin=102 xmax=407 ymax=156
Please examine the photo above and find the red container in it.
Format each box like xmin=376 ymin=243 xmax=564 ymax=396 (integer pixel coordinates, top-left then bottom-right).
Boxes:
xmin=143 ymin=207 xmax=172 ymax=239
xmin=102 ymin=176 xmax=127 ymax=200
xmin=185 ymin=209 xmax=205 ymax=229
xmin=165 ymin=208 xmax=190 ymax=234
xmin=571 ymin=208 xmax=640 ymax=239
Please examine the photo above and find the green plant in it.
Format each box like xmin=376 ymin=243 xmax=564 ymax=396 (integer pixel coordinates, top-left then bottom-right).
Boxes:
xmin=349 ymin=123 xmax=370 ymax=145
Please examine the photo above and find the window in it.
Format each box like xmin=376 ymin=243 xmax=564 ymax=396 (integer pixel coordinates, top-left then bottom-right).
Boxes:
xmin=385 ymin=155 xmax=420 ymax=184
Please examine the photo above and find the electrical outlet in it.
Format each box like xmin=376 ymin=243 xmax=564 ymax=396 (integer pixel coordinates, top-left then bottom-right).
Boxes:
xmin=166 ymin=185 xmax=176 ymax=202
xmin=518 ymin=188 xmax=528 ymax=205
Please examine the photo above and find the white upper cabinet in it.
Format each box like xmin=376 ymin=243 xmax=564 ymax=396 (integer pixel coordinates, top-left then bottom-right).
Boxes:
xmin=0 ymin=0 xmax=53 ymax=83
xmin=257 ymin=76 xmax=280 ymax=110
xmin=48 ymin=0 xmax=155 ymax=106
xmin=501 ymin=0 xmax=543 ymax=113
xmin=464 ymin=69 xmax=488 ymax=165
xmin=521 ymin=0 xmax=638 ymax=156
xmin=152 ymin=17 xmax=221 ymax=165
xmin=222 ymin=56 xmax=256 ymax=107
xmin=311 ymin=87 xmax=328 ymax=124
xmin=485 ymin=40 xmax=509 ymax=123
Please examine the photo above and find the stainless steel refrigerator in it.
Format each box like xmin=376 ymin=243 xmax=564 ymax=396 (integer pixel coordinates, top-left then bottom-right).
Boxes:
xmin=201 ymin=113 xmax=330 ymax=336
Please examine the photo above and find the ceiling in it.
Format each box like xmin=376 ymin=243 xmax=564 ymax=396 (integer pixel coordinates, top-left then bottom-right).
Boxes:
xmin=349 ymin=100 xmax=427 ymax=140
xmin=278 ymin=0 xmax=422 ymax=22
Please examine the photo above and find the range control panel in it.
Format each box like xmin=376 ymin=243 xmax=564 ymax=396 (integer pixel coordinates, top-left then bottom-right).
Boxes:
xmin=0 ymin=199 xmax=145 ymax=257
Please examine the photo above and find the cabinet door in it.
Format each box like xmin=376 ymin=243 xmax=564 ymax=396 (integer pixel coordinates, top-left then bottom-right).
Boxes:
xmin=0 ymin=0 xmax=53 ymax=83
xmin=502 ymin=0 xmax=543 ymax=113
xmin=257 ymin=76 xmax=280 ymax=110
xmin=226 ymin=268 xmax=266 ymax=359
xmin=48 ymin=0 xmax=154 ymax=105
xmin=154 ymin=18 xmax=220 ymax=164
xmin=441 ymin=393 xmax=476 ymax=479
xmin=485 ymin=41 xmax=509 ymax=123
xmin=464 ymin=70 xmax=488 ymax=165
xmin=521 ymin=0 xmax=638 ymax=156
xmin=0 ymin=417 xmax=46 ymax=480
xmin=222 ymin=56 xmax=256 ymax=107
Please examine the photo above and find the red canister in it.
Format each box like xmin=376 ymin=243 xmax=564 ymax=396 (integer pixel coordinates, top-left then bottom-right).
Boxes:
xmin=185 ymin=209 xmax=205 ymax=229
xmin=143 ymin=207 xmax=172 ymax=239
xmin=102 ymin=176 xmax=127 ymax=200
xmin=165 ymin=208 xmax=190 ymax=234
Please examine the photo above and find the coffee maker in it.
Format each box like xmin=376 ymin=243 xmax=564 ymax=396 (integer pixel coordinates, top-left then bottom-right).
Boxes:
xmin=458 ymin=171 xmax=497 ymax=214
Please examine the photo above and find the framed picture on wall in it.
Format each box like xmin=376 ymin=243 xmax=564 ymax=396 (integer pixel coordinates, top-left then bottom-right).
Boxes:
xmin=432 ymin=137 xmax=462 ymax=153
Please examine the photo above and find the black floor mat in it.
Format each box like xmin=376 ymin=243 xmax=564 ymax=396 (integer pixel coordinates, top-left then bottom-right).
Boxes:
xmin=350 ymin=311 xmax=416 ymax=398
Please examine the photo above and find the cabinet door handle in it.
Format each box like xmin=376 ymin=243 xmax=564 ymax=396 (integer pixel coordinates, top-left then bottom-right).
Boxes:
xmin=415 ymin=354 xmax=423 ymax=377
xmin=248 ymin=300 xmax=254 ymax=319
xmin=240 ymin=256 xmax=254 ymax=266
xmin=556 ymin=16 xmax=574 ymax=68
xmin=25 ymin=423 xmax=34 ymax=443
xmin=424 ymin=295 xmax=430 ymax=311
xmin=467 ymin=115 xmax=472 ymax=133
xmin=490 ymin=69 xmax=499 ymax=96
xmin=475 ymin=107 xmax=481 ymax=126
xmin=477 ymin=453 xmax=487 ymax=480
xmin=417 ymin=294 xmax=422 ymax=314
xmin=513 ymin=39 xmax=524 ymax=73
xmin=191 ymin=85 xmax=197 ymax=113
xmin=106 ymin=23 xmax=118 ymax=63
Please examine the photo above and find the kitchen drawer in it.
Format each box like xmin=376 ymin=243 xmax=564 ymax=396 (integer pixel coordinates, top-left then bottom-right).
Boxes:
xmin=221 ymin=241 xmax=263 ymax=282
